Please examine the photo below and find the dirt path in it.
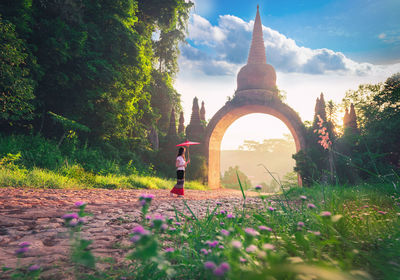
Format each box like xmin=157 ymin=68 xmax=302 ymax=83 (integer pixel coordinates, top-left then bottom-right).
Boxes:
xmin=0 ymin=187 xmax=265 ymax=278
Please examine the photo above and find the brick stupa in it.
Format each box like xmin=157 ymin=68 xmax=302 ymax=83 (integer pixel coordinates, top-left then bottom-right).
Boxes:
xmin=236 ymin=5 xmax=277 ymax=93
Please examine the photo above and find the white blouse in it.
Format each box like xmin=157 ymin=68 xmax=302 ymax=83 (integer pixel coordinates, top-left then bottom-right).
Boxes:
xmin=176 ymin=156 xmax=186 ymax=171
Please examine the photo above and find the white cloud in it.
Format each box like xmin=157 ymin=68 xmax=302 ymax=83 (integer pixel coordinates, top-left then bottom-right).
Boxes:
xmin=176 ymin=13 xmax=400 ymax=150
xmin=183 ymin=14 xmax=400 ymax=76
xmin=188 ymin=14 xmax=226 ymax=45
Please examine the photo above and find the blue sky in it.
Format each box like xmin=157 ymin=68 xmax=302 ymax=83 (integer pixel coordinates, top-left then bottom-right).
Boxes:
xmin=175 ymin=0 xmax=400 ymax=150
xmin=193 ymin=0 xmax=400 ymax=63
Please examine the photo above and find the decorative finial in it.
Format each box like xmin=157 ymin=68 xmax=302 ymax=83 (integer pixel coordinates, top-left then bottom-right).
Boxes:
xmin=257 ymin=4 xmax=259 ymax=10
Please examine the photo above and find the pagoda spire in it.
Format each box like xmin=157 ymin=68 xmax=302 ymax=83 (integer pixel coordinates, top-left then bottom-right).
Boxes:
xmin=236 ymin=5 xmax=276 ymax=92
xmin=178 ymin=111 xmax=185 ymax=135
xmin=167 ymin=108 xmax=177 ymax=137
xmin=247 ymin=5 xmax=267 ymax=65
xmin=200 ymin=101 xmax=206 ymax=122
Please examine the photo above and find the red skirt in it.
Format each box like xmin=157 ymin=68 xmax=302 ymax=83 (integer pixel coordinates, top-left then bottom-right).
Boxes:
xmin=170 ymin=187 xmax=184 ymax=195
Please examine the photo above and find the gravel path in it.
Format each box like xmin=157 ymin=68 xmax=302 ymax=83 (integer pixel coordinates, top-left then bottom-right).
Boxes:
xmin=0 ymin=187 xmax=266 ymax=279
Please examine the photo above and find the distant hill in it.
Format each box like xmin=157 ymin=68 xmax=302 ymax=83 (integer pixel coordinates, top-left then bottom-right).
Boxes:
xmin=220 ymin=138 xmax=296 ymax=185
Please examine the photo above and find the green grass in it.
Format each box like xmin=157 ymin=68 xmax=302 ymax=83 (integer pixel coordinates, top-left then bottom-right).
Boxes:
xmin=0 ymin=166 xmax=207 ymax=190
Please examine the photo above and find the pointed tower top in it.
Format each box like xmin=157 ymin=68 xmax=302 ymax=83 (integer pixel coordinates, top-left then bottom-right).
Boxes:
xmin=247 ymin=4 xmax=266 ymax=65
xmin=200 ymin=101 xmax=206 ymax=122
xmin=236 ymin=5 xmax=276 ymax=92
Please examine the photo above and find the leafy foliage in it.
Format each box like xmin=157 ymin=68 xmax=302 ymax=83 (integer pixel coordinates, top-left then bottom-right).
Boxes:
xmin=0 ymin=17 xmax=36 ymax=127
xmin=221 ymin=166 xmax=252 ymax=190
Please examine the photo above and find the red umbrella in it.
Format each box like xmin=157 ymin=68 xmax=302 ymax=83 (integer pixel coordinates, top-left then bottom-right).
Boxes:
xmin=176 ymin=140 xmax=200 ymax=161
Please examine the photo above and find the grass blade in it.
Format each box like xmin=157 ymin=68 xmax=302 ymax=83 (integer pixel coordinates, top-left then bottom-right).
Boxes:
xmin=183 ymin=200 xmax=199 ymax=222
xmin=236 ymin=170 xmax=246 ymax=201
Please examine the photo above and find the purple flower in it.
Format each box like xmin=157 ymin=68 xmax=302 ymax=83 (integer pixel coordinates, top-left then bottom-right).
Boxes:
xmin=62 ymin=213 xmax=79 ymax=220
xmin=258 ymin=225 xmax=272 ymax=232
xmin=139 ymin=194 xmax=154 ymax=206
xmin=164 ymin=248 xmax=174 ymax=253
xmin=161 ymin=224 xmax=168 ymax=230
xmin=220 ymin=210 xmax=226 ymax=215
xmin=227 ymin=214 xmax=235 ymax=219
xmin=69 ymin=220 xmax=79 ymax=227
xmin=139 ymin=200 xmax=147 ymax=206
xmin=216 ymin=202 xmax=222 ymax=206
xmin=130 ymin=235 xmax=141 ymax=243
xmin=321 ymin=211 xmax=332 ymax=217
xmin=153 ymin=214 xmax=165 ymax=221
xmin=307 ymin=203 xmax=316 ymax=209
xmin=220 ymin=229 xmax=230 ymax=236
xmin=74 ymin=201 xmax=86 ymax=207
xmin=219 ymin=262 xmax=230 ymax=272
xmin=169 ymin=227 xmax=177 ymax=232
xmin=19 ymin=241 xmax=31 ymax=248
xmin=378 ymin=211 xmax=387 ymax=215
xmin=246 ymin=245 xmax=257 ymax=253
xmin=28 ymin=264 xmax=40 ymax=271
xmin=28 ymin=265 xmax=40 ymax=271
xmin=132 ymin=225 xmax=150 ymax=235
xmin=206 ymin=240 xmax=219 ymax=248
xmin=200 ymin=248 xmax=209 ymax=255
xmin=213 ymin=267 xmax=225 ymax=277
xmin=300 ymin=195 xmax=307 ymax=200
xmin=219 ymin=245 xmax=224 ymax=249
xmin=15 ymin=247 xmax=29 ymax=255
xmin=204 ymin=261 xmax=216 ymax=270
xmin=239 ymin=257 xmax=247 ymax=263
xmin=268 ymin=207 xmax=275 ymax=212
xmin=255 ymin=185 xmax=262 ymax=190
xmin=139 ymin=193 xmax=155 ymax=200
xmin=220 ymin=222 xmax=225 ymax=226
xmin=297 ymin=222 xmax=305 ymax=227
xmin=245 ymin=227 xmax=259 ymax=237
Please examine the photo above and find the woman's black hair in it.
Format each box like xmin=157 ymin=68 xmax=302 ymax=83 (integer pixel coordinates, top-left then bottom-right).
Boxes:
xmin=177 ymin=147 xmax=185 ymax=157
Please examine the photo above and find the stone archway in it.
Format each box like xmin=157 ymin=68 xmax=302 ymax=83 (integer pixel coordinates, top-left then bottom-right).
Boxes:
xmin=204 ymin=6 xmax=307 ymax=188
xmin=204 ymin=91 xmax=306 ymax=189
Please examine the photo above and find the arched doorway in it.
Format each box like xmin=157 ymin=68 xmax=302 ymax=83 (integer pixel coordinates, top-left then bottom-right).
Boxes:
xmin=205 ymin=93 xmax=306 ymax=189
xmin=204 ymin=6 xmax=307 ymax=188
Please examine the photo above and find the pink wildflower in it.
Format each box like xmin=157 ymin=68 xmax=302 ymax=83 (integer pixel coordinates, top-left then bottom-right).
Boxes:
xmin=231 ymin=240 xmax=242 ymax=249
xmin=258 ymin=225 xmax=272 ymax=232
xmin=74 ymin=201 xmax=86 ymax=207
xmin=28 ymin=265 xmax=40 ymax=271
xmin=263 ymin=243 xmax=275 ymax=250
xmin=321 ymin=211 xmax=332 ymax=217
xmin=204 ymin=261 xmax=216 ymax=270
xmin=245 ymin=227 xmax=259 ymax=237
xmin=307 ymin=203 xmax=316 ymax=209
xmin=62 ymin=213 xmax=79 ymax=220
xmin=220 ymin=229 xmax=230 ymax=236
xmin=246 ymin=245 xmax=257 ymax=253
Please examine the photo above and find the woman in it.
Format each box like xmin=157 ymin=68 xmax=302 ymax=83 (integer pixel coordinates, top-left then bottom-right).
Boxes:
xmin=170 ymin=147 xmax=190 ymax=197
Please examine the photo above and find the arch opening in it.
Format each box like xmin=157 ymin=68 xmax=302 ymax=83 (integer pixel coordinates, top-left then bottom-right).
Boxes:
xmin=220 ymin=114 xmax=296 ymax=192
xmin=206 ymin=103 xmax=306 ymax=189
